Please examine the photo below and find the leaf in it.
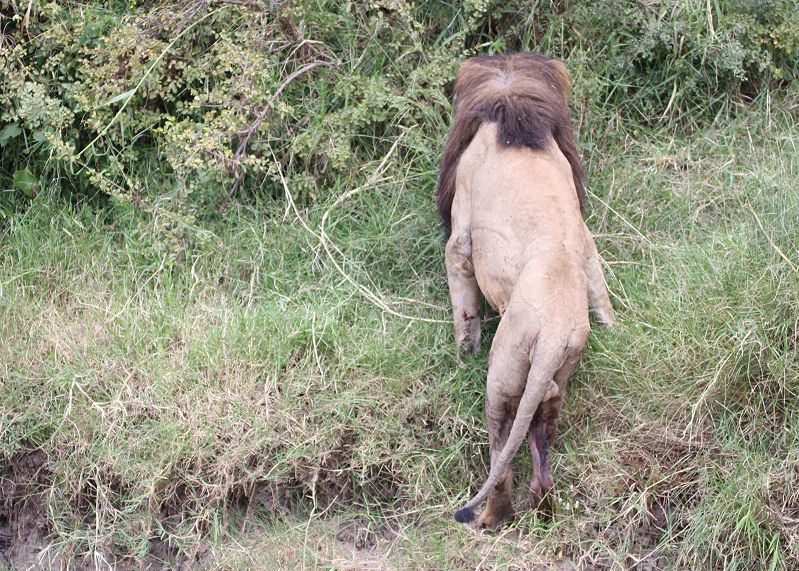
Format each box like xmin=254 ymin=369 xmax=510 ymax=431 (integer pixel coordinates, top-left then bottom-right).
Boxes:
xmin=0 ymin=123 xmax=22 ymax=147
xmin=94 ymin=88 xmax=135 ymax=109
xmin=12 ymin=169 xmax=38 ymax=197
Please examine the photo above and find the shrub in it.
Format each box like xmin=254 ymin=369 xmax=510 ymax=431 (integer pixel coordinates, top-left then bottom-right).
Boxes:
xmin=1 ymin=0 xmax=797 ymax=249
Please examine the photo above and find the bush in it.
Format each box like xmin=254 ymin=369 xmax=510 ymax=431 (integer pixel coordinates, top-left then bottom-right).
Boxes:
xmin=1 ymin=0 xmax=797 ymax=249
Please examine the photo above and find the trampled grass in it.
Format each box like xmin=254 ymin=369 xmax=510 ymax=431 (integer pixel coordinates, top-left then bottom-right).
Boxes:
xmin=2 ymin=99 xmax=798 ymax=569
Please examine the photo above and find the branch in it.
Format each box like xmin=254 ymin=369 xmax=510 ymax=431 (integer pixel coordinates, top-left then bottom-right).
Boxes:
xmin=219 ymin=60 xmax=337 ymax=210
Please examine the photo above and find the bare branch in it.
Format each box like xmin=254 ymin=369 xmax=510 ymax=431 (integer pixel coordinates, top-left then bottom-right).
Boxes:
xmin=219 ymin=60 xmax=338 ymax=210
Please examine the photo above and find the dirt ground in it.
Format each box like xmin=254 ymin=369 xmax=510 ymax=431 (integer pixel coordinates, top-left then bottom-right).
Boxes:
xmin=1 ymin=450 xmax=661 ymax=570
xmin=1 ymin=450 xmax=50 ymax=571
xmin=1 ymin=450 xmax=206 ymax=570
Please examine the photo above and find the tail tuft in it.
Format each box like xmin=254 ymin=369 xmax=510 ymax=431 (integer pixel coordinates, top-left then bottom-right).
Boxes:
xmin=454 ymin=506 xmax=476 ymax=523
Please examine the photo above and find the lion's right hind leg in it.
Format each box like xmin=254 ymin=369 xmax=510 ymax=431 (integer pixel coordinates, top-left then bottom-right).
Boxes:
xmin=445 ymin=231 xmax=482 ymax=354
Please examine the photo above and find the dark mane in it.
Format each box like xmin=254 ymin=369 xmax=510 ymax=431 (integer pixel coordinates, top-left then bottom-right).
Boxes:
xmin=436 ymin=52 xmax=586 ymax=237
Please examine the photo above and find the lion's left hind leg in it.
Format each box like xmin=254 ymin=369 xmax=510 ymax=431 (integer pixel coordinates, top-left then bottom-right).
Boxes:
xmin=528 ymin=352 xmax=580 ymax=509
xmin=445 ymin=231 xmax=482 ymax=354
xmin=475 ymin=394 xmax=514 ymax=529
xmin=474 ymin=317 xmax=531 ymax=528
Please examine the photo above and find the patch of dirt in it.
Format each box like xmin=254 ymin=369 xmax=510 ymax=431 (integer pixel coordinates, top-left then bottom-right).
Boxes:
xmin=0 ymin=449 xmax=49 ymax=570
xmin=0 ymin=449 xmax=217 ymax=570
xmin=335 ymin=516 xmax=378 ymax=551
xmin=134 ymin=538 xmax=211 ymax=571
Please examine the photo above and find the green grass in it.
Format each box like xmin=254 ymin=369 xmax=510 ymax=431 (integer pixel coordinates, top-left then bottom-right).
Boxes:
xmin=2 ymin=102 xmax=798 ymax=568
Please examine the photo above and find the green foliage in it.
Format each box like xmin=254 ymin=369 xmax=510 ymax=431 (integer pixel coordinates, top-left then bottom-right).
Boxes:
xmin=0 ymin=0 xmax=465 ymax=256
xmin=2 ymin=0 xmax=798 ymax=255
xmin=462 ymin=0 xmax=799 ymax=127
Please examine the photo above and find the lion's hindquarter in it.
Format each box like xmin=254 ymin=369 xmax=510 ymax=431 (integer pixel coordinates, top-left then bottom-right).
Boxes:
xmin=456 ymin=123 xmax=590 ymax=341
xmin=449 ymin=121 xmax=593 ymax=523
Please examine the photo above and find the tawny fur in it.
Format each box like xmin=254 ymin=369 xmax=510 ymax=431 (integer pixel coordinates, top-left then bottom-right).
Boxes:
xmin=439 ymin=53 xmax=615 ymax=527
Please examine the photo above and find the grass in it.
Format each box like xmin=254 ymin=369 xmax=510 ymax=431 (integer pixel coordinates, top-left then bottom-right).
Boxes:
xmin=2 ymin=101 xmax=798 ymax=569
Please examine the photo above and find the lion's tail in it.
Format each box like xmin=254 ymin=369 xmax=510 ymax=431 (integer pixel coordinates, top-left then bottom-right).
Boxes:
xmin=454 ymin=342 xmax=564 ymax=523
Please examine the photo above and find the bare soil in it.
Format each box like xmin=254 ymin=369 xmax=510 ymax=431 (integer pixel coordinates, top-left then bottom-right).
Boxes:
xmin=0 ymin=450 xmax=216 ymax=570
xmin=1 ymin=450 xmax=49 ymax=571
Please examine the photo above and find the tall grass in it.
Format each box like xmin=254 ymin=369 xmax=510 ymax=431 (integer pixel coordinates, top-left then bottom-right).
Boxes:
xmin=3 ymin=104 xmax=798 ymax=568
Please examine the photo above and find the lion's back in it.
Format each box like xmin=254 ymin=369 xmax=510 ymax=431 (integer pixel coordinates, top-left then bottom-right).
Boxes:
xmin=463 ymin=124 xmax=587 ymax=314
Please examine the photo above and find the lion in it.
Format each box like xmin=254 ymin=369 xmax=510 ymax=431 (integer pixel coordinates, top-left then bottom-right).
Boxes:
xmin=437 ymin=52 xmax=616 ymax=527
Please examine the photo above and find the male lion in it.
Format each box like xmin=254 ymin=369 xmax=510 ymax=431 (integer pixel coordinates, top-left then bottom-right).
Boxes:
xmin=437 ymin=52 xmax=615 ymax=527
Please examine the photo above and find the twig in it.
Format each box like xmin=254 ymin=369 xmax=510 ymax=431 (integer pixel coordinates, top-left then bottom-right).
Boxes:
xmin=217 ymin=0 xmax=272 ymax=9
xmin=22 ymin=0 xmax=33 ymax=31
xmin=317 ymin=136 xmax=450 ymax=325
xmin=269 ymin=135 xmax=449 ymax=325
xmin=587 ymin=188 xmax=654 ymax=248
xmin=219 ymin=60 xmax=337 ymax=210
xmin=267 ymin=143 xmax=318 ymax=240
xmin=237 ymin=60 xmax=336 ymax=157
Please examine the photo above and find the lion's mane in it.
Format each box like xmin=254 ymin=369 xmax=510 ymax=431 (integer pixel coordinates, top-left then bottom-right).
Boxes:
xmin=436 ymin=52 xmax=586 ymax=237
